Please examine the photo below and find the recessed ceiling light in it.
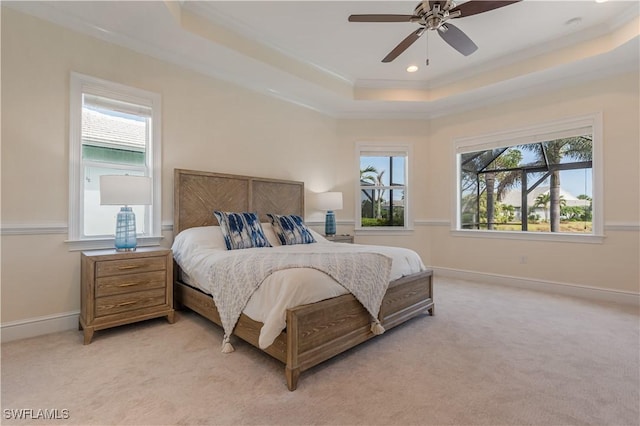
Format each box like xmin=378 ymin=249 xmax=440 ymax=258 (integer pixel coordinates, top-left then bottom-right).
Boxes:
xmin=407 ymin=65 xmax=418 ymax=73
xmin=595 ymin=0 xmax=608 ymax=3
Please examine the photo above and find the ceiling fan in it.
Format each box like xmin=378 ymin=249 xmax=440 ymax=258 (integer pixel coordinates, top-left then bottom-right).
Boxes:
xmin=348 ymin=0 xmax=521 ymax=62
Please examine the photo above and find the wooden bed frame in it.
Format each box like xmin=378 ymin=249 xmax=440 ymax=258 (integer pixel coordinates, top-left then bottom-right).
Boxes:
xmin=173 ymin=169 xmax=434 ymax=390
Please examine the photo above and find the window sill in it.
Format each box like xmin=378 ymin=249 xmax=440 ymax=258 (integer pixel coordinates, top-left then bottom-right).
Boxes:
xmin=451 ymin=229 xmax=604 ymax=244
xmin=65 ymin=236 xmax=164 ymax=251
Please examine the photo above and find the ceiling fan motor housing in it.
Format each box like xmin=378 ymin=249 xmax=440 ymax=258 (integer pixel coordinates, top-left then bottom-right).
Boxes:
xmin=413 ymin=1 xmax=461 ymax=30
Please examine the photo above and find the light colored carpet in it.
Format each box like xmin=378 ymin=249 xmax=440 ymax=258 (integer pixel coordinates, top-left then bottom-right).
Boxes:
xmin=2 ymin=278 xmax=638 ymax=425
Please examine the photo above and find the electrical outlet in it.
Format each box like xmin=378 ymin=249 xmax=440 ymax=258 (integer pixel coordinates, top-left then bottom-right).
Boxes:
xmin=520 ymin=256 xmax=528 ymax=264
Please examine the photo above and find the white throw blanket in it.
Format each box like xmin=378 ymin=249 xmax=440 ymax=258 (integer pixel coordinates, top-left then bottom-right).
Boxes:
xmin=207 ymin=251 xmax=392 ymax=352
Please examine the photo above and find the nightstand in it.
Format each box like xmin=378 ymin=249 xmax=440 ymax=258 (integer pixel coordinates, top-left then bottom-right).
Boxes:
xmin=80 ymin=247 xmax=175 ymax=344
xmin=324 ymin=234 xmax=354 ymax=243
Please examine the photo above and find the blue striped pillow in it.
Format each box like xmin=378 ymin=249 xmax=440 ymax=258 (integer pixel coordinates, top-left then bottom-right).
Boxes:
xmin=213 ymin=211 xmax=272 ymax=250
xmin=267 ymin=214 xmax=316 ymax=245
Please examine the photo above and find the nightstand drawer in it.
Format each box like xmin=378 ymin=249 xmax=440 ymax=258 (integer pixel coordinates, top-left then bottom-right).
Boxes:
xmin=96 ymin=257 xmax=166 ymax=277
xmin=96 ymin=271 xmax=167 ymax=297
xmin=95 ymin=288 xmax=166 ymax=317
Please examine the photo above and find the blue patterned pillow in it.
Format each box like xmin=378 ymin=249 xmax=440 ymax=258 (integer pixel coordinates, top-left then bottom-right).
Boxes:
xmin=267 ymin=214 xmax=316 ymax=245
xmin=213 ymin=211 xmax=272 ymax=250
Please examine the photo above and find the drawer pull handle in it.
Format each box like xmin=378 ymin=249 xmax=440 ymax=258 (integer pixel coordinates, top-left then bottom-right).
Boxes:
xmin=117 ymin=301 xmax=137 ymax=307
xmin=117 ymin=265 xmax=142 ymax=270
xmin=118 ymin=282 xmax=144 ymax=287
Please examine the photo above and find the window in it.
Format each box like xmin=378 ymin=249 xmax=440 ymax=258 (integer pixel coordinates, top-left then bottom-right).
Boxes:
xmin=455 ymin=113 xmax=602 ymax=240
xmin=68 ymin=73 xmax=162 ymax=249
xmin=357 ymin=143 xmax=411 ymax=230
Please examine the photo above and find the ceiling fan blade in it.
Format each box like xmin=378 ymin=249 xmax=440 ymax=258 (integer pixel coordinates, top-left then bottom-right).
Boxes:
xmin=437 ymin=23 xmax=478 ymax=56
xmin=382 ymin=28 xmax=425 ymax=63
xmin=348 ymin=14 xmax=414 ymax=23
xmin=449 ymin=1 xmax=521 ymax=18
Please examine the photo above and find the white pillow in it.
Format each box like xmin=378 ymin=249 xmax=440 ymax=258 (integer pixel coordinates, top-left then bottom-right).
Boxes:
xmin=172 ymin=226 xmax=227 ymax=259
xmin=261 ymin=223 xmax=282 ymax=246
xmin=308 ymin=228 xmax=329 ymax=243
xmin=172 ymin=224 xmax=281 ymax=257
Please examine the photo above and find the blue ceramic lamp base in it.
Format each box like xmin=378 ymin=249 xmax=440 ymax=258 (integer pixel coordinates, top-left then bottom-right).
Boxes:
xmin=114 ymin=206 xmax=138 ymax=252
xmin=324 ymin=210 xmax=336 ymax=236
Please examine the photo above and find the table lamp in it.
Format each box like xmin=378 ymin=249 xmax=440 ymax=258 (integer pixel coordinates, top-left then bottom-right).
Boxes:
xmin=100 ymin=175 xmax=152 ymax=251
xmin=317 ymin=192 xmax=343 ymax=236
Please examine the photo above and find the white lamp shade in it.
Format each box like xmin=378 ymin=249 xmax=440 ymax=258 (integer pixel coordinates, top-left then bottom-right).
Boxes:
xmin=100 ymin=175 xmax=152 ymax=206
xmin=316 ymin=192 xmax=343 ymax=211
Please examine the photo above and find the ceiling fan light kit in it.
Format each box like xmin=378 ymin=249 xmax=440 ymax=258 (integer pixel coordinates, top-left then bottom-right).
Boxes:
xmin=348 ymin=0 xmax=522 ymax=63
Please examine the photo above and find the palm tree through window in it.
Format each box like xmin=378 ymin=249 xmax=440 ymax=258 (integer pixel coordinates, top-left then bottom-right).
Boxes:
xmin=459 ymin=135 xmax=594 ymax=234
xmin=359 ymin=151 xmax=407 ymax=228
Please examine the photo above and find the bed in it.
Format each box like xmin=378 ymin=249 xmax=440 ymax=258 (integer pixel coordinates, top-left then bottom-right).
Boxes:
xmin=172 ymin=168 xmax=434 ymax=390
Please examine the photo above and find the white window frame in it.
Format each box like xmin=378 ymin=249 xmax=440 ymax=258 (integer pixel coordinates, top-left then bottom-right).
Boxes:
xmin=452 ymin=112 xmax=603 ymax=243
xmin=355 ymin=142 xmax=413 ymax=234
xmin=67 ymin=72 xmax=162 ymax=250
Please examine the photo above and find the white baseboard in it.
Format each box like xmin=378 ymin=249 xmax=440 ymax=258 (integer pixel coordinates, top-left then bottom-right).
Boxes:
xmin=1 ymin=311 xmax=80 ymax=343
xmin=433 ymin=267 xmax=640 ymax=307
xmin=2 ymin=269 xmax=638 ymax=343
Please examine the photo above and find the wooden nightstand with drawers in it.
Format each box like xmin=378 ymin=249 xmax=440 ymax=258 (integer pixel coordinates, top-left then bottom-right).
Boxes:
xmin=80 ymin=247 xmax=174 ymax=344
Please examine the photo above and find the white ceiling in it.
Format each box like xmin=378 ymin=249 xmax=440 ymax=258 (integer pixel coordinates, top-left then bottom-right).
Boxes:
xmin=7 ymin=1 xmax=640 ymax=119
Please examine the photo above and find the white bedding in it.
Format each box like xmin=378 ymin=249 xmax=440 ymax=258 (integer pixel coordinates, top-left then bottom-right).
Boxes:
xmin=171 ymin=225 xmax=426 ymax=349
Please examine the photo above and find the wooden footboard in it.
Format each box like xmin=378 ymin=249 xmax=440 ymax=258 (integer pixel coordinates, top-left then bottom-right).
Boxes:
xmin=175 ymin=269 xmax=433 ymax=391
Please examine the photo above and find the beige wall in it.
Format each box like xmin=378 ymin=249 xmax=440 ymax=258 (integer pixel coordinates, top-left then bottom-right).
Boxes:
xmin=334 ymin=73 xmax=639 ymax=294
xmin=2 ymin=8 xmax=638 ymax=327
xmin=423 ymin=73 xmax=640 ymax=293
xmin=335 ymin=72 xmax=639 ymax=293
xmin=0 ymin=9 xmax=339 ymax=323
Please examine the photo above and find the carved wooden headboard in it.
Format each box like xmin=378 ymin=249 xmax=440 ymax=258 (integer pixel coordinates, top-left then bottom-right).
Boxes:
xmin=173 ymin=169 xmax=305 ymax=235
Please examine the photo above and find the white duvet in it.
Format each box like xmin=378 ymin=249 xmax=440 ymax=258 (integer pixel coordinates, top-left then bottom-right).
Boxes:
xmin=171 ymin=225 xmax=425 ymax=349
